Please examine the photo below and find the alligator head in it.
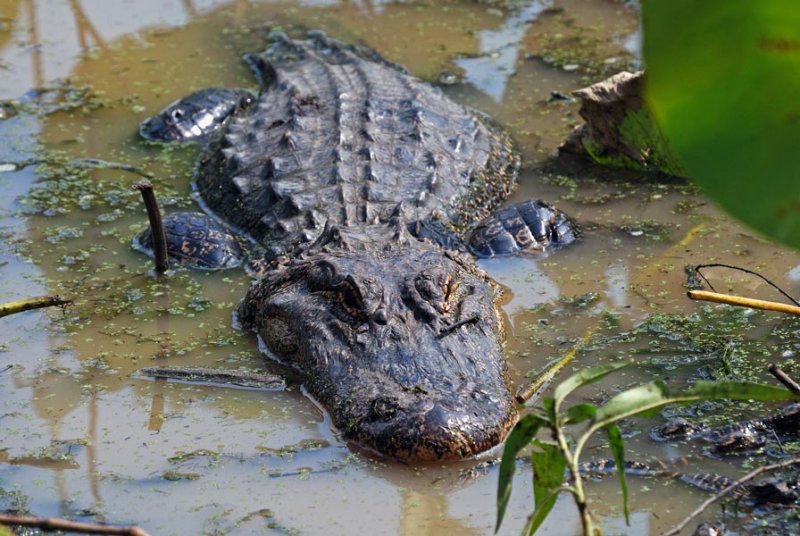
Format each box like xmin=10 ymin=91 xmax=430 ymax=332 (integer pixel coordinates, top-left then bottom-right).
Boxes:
xmin=238 ymin=219 xmax=517 ymax=462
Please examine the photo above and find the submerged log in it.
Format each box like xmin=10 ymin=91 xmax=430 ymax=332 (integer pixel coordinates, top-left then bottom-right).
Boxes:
xmin=138 ymin=366 xmax=286 ymax=390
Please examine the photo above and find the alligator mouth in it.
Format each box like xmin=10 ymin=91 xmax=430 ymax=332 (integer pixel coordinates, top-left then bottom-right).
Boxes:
xmin=352 ymin=395 xmax=518 ymax=462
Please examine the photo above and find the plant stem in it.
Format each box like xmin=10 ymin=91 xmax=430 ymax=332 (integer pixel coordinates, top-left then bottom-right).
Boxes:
xmin=768 ymin=364 xmax=800 ymax=395
xmin=553 ymin=425 xmax=594 ymax=536
xmin=687 ymin=289 xmax=800 ymax=316
xmin=661 ymin=457 xmax=800 ymax=536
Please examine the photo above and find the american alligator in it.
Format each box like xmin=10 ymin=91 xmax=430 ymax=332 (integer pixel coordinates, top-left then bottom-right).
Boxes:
xmin=651 ymin=402 xmax=800 ymax=455
xmin=136 ymin=31 xmax=577 ymax=462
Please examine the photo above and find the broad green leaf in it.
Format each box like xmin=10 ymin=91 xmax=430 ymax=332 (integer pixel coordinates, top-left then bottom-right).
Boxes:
xmin=592 ymin=380 xmax=798 ymax=429
xmin=527 ymin=440 xmax=567 ymax=536
xmin=554 ymin=361 xmax=631 ymax=410
xmin=496 ymin=414 xmax=547 ymax=532
xmin=644 ymin=1 xmax=800 ymax=250
xmin=606 ymin=424 xmax=629 ymax=525
xmin=564 ymin=403 xmax=597 ymax=425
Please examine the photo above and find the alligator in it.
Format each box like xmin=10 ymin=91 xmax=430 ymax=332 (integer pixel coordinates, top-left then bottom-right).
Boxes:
xmin=135 ymin=31 xmax=577 ymax=462
xmin=651 ymin=402 xmax=800 ymax=455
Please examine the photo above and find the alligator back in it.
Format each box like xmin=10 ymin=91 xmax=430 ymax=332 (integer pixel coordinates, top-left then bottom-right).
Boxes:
xmin=196 ymin=32 xmax=517 ymax=248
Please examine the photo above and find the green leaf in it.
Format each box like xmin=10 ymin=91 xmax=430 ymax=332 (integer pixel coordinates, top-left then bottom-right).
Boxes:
xmin=644 ymin=1 xmax=800 ymax=250
xmin=554 ymin=361 xmax=631 ymax=410
xmin=542 ymin=398 xmax=556 ymax=423
xmin=592 ymin=380 xmax=798 ymax=429
xmin=564 ymin=403 xmax=597 ymax=425
xmin=606 ymin=424 xmax=629 ymax=525
xmin=527 ymin=440 xmax=567 ymax=536
xmin=496 ymin=414 xmax=547 ymax=533
xmin=683 ymin=381 xmax=800 ymax=401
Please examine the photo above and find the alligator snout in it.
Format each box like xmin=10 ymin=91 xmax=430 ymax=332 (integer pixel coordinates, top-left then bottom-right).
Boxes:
xmin=358 ymin=391 xmax=515 ymax=461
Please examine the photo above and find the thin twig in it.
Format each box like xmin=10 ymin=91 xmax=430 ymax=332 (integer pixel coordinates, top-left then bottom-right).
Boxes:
xmin=0 ymin=364 xmax=12 ymax=374
xmin=694 ymin=263 xmax=800 ymax=306
xmin=0 ymin=514 xmax=151 ymax=536
xmin=70 ymin=158 xmax=154 ymax=179
xmin=768 ymin=364 xmax=800 ymax=395
xmin=661 ymin=457 xmax=800 ymax=536
xmin=0 ymin=296 xmax=72 ymax=318
xmin=134 ymin=182 xmax=169 ymax=273
xmin=687 ymin=290 xmax=800 ymax=316
xmin=437 ymin=313 xmax=481 ymax=338
xmin=515 ymin=326 xmax=598 ymax=404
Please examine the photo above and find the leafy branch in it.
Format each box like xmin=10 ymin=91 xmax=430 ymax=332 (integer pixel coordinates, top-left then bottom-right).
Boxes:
xmin=496 ymin=362 xmax=800 ymax=536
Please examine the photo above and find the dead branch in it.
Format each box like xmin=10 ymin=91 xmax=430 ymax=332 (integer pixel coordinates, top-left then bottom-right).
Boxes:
xmin=0 ymin=296 xmax=71 ymax=318
xmin=694 ymin=263 xmax=800 ymax=306
xmin=134 ymin=182 xmax=169 ymax=273
xmin=768 ymin=364 xmax=800 ymax=395
xmin=687 ymin=290 xmax=800 ymax=316
xmin=0 ymin=514 xmax=151 ymax=536
xmin=660 ymin=457 xmax=800 ymax=536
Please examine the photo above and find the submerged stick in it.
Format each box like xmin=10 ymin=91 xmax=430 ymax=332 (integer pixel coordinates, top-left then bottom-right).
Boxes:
xmin=687 ymin=290 xmax=800 ymax=316
xmin=0 ymin=158 xmax=153 ymax=179
xmin=661 ymin=457 xmax=800 ymax=536
xmin=0 ymin=514 xmax=151 ymax=536
xmin=138 ymin=366 xmax=286 ymax=390
xmin=0 ymin=296 xmax=71 ymax=318
xmin=134 ymin=182 xmax=169 ymax=273
xmin=768 ymin=364 xmax=800 ymax=395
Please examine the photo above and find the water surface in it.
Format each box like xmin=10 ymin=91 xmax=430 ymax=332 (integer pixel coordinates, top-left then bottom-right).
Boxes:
xmin=2 ymin=1 xmax=799 ymax=534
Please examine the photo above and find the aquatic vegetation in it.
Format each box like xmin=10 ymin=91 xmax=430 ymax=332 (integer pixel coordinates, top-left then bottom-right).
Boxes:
xmin=496 ymin=363 xmax=799 ymax=536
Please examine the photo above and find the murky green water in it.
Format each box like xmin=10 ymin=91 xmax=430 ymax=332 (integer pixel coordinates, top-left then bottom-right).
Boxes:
xmin=2 ymin=1 xmax=800 ymax=534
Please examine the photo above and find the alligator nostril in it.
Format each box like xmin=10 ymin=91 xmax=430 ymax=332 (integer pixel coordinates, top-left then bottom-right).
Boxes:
xmin=374 ymin=308 xmax=388 ymax=325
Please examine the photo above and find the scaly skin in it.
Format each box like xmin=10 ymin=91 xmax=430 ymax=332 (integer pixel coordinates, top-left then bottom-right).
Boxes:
xmin=237 ymin=221 xmax=516 ymax=461
xmin=137 ymin=32 xmax=579 ymax=461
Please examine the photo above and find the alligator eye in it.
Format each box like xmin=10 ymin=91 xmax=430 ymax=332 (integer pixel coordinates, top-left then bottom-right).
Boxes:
xmin=442 ymin=275 xmax=460 ymax=313
xmin=338 ymin=279 xmax=366 ymax=318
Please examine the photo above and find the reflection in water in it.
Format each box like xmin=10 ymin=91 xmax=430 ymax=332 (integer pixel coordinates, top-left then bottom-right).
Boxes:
xmin=400 ymin=489 xmax=479 ymax=536
xmin=603 ymin=263 xmax=629 ymax=310
xmin=454 ymin=0 xmax=550 ymax=102
xmin=23 ymin=0 xmax=43 ymax=87
xmin=87 ymin=392 xmax=103 ymax=519
xmin=148 ymin=284 xmax=171 ymax=432
xmin=480 ymin=256 xmax=559 ymax=333
xmin=67 ymin=0 xmax=105 ymax=51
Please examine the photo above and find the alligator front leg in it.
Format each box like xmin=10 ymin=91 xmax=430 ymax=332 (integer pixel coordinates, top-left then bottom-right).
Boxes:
xmin=466 ymin=199 xmax=578 ymax=258
xmin=139 ymin=87 xmax=254 ymax=144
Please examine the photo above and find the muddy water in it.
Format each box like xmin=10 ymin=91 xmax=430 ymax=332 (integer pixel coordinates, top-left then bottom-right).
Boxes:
xmin=2 ymin=1 xmax=800 ymax=535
